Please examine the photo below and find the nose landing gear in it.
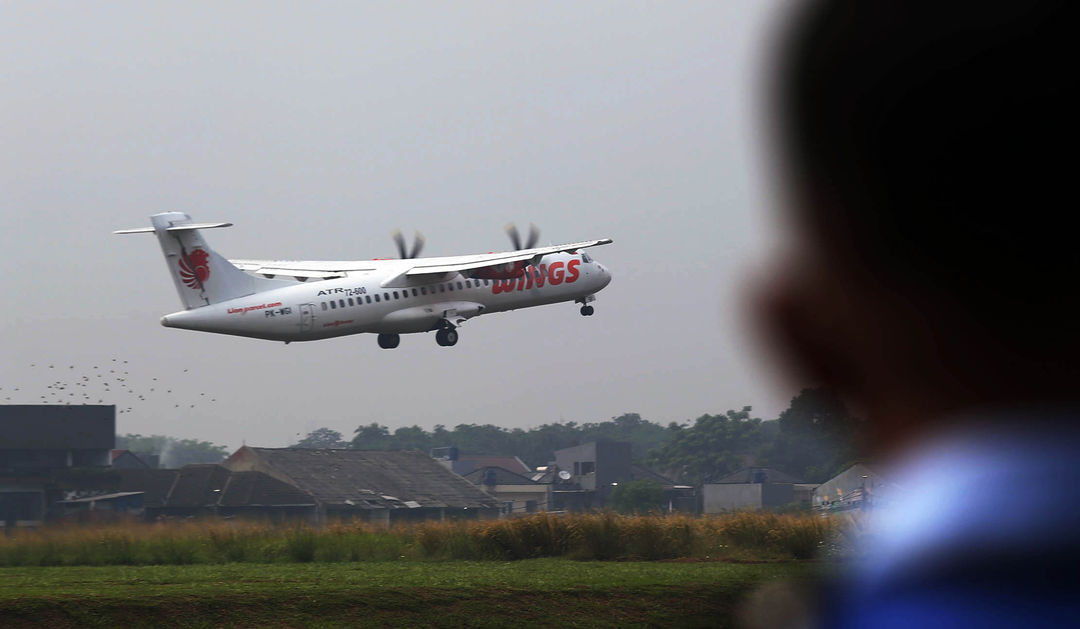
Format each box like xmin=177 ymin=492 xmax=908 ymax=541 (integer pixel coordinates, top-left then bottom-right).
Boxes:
xmin=576 ymin=295 xmax=597 ymax=317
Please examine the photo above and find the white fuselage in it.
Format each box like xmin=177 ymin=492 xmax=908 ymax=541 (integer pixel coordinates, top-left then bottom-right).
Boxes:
xmin=161 ymin=252 xmax=611 ymax=342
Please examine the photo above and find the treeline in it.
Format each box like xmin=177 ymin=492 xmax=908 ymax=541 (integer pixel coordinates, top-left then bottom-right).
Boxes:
xmin=114 ymin=388 xmax=862 ymax=484
xmin=295 ymin=387 xmax=864 ymax=484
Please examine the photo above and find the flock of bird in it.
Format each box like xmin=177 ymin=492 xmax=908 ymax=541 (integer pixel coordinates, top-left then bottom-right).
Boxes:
xmin=1 ymin=359 xmax=218 ymax=414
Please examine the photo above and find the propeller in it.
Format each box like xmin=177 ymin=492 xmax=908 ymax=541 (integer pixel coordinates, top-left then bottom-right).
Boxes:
xmin=505 ymin=223 xmax=539 ymax=251
xmin=391 ymin=230 xmax=425 ymax=259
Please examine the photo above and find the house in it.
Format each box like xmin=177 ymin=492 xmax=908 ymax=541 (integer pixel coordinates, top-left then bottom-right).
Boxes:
xmin=58 ymin=491 xmax=145 ymax=520
xmin=551 ymin=441 xmax=632 ymax=510
xmin=549 ymin=441 xmax=694 ymax=512
xmin=152 ymin=464 xmax=317 ymax=520
xmin=703 ymin=467 xmax=815 ymax=513
xmin=111 ymin=449 xmax=157 ymax=469
xmin=0 ymin=405 xmax=114 ymax=527
xmin=813 ymin=463 xmax=886 ymax=512
xmin=58 ymin=464 xmax=317 ymax=522
xmin=224 ymin=447 xmax=499 ymax=524
xmin=462 ymin=466 xmax=548 ymax=515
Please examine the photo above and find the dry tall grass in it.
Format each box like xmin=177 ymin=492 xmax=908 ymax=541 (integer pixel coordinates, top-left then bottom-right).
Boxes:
xmin=0 ymin=512 xmax=839 ymax=566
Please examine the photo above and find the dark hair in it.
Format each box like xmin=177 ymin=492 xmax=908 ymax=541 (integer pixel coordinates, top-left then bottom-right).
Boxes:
xmin=774 ymin=2 xmax=1072 ymax=339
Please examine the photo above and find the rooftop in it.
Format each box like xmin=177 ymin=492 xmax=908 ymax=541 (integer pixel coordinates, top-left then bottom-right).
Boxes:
xmin=710 ymin=467 xmax=804 ymax=485
xmin=228 ymin=447 xmax=497 ymax=510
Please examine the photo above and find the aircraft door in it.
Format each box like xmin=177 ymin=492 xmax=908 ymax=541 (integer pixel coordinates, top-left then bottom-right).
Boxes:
xmin=299 ymin=303 xmax=315 ymax=332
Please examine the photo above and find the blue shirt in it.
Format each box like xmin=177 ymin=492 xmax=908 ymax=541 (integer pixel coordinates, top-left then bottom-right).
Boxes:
xmin=824 ymin=417 xmax=1080 ymax=628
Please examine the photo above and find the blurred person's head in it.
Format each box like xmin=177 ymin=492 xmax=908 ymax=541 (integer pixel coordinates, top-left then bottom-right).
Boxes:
xmin=761 ymin=1 xmax=1076 ymax=455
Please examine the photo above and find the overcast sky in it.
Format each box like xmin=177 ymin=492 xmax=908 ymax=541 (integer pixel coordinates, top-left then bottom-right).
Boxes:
xmin=1 ymin=1 xmax=795 ymax=451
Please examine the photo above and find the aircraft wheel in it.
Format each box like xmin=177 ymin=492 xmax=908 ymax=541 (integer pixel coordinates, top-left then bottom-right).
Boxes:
xmin=436 ymin=328 xmax=459 ymax=347
xmin=580 ymin=305 xmax=594 ymax=316
xmin=377 ymin=333 xmax=400 ymax=349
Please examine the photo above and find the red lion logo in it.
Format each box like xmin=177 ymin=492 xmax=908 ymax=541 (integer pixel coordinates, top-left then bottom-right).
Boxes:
xmin=179 ymin=249 xmax=211 ymax=289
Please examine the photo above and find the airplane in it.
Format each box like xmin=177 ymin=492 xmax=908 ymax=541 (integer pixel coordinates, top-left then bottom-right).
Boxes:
xmin=115 ymin=212 xmax=612 ymax=348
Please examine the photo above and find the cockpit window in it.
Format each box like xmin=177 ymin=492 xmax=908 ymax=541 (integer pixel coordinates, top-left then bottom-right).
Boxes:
xmin=582 ymin=253 xmax=592 ymax=263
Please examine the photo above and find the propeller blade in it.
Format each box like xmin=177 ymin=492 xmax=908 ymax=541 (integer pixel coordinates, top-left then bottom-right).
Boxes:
xmin=391 ymin=230 xmax=408 ymax=259
xmin=524 ymin=223 xmax=540 ymax=249
xmin=505 ymin=223 xmax=522 ymax=251
xmin=409 ymin=231 xmax=425 ymax=259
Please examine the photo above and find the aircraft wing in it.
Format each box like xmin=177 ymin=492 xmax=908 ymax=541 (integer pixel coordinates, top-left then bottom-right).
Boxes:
xmin=229 ymin=238 xmax=612 ymax=282
xmin=402 ymin=238 xmax=613 ymax=277
xmin=229 ymin=259 xmax=380 ymax=280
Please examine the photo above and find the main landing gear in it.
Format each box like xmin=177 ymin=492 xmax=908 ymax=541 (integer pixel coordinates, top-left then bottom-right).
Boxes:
xmin=377 ymin=333 xmax=400 ymax=349
xmin=435 ymin=322 xmax=459 ymax=347
xmin=580 ymin=305 xmax=594 ymax=316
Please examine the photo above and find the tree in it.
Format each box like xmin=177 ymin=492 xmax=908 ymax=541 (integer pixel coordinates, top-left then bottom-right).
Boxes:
xmin=759 ymin=387 xmax=864 ymax=482
xmin=116 ymin=434 xmax=229 ymax=468
xmin=392 ymin=425 xmax=432 ymax=451
xmin=351 ymin=423 xmax=393 ymax=449
xmin=343 ymin=414 xmax=674 ymax=469
xmin=610 ymin=479 xmax=665 ymax=514
xmin=646 ymin=407 xmax=768 ymax=486
xmin=292 ymin=428 xmax=347 ymax=449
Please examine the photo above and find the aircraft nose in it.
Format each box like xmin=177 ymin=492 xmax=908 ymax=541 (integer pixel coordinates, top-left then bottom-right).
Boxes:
xmin=597 ymin=263 xmax=612 ymax=287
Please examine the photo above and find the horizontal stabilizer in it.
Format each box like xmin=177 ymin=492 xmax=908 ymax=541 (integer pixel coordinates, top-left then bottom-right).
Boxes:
xmin=114 ymin=222 xmax=232 ymax=235
xmin=167 ymin=222 xmax=233 ymax=231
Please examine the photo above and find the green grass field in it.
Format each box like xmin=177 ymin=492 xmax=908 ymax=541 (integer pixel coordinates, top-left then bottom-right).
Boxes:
xmin=0 ymin=560 xmax=812 ymax=628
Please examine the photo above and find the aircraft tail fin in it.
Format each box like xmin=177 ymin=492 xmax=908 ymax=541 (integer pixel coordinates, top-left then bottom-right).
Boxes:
xmin=115 ymin=212 xmax=282 ymax=310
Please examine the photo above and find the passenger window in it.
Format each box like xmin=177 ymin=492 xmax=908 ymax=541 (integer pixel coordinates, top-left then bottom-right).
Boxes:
xmin=439 ymin=285 xmax=445 ymax=292
xmin=366 ymin=295 xmax=372 ymax=304
xmin=339 ymin=299 xmax=345 ymax=308
xmin=447 ymin=283 xmax=454 ymax=291
xmin=374 ymin=294 xmax=380 ymax=303
xmin=383 ymin=293 xmax=389 ymax=301
xmin=457 ymin=282 xmax=463 ymax=290
xmin=348 ymin=298 xmax=354 ymax=306
xmin=321 ymin=302 xmax=327 ymax=311
xmin=421 ymin=287 xmax=427 ymax=295
xmin=465 ymin=281 xmax=472 ymax=288
xmin=330 ymin=301 xmax=336 ymax=309
xmin=412 ymin=288 xmax=418 ymax=297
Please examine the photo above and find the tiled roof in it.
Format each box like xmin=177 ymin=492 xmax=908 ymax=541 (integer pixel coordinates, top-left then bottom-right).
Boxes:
xmin=113 ymin=469 xmax=181 ymax=508
xmin=629 ymin=464 xmax=679 ymax=488
xmin=711 ymin=467 xmax=804 ymax=485
xmin=456 ymin=455 xmax=531 ymax=475
xmin=112 ymin=465 xmax=315 ymax=508
xmin=463 ymin=466 xmax=540 ymax=486
xmin=217 ymin=471 xmax=314 ymax=507
xmin=245 ymin=448 xmax=497 ymax=509
xmin=164 ymin=464 xmax=231 ymax=508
